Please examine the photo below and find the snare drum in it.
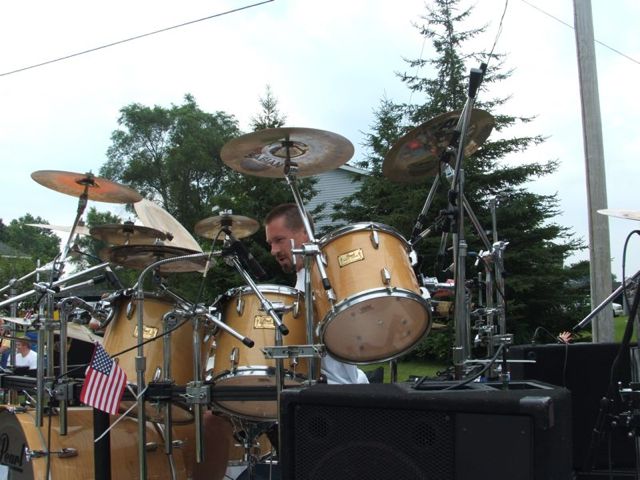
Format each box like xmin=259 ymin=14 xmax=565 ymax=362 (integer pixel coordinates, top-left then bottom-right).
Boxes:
xmin=312 ymin=223 xmax=431 ymax=364
xmin=0 ymin=406 xmax=186 ymax=479
xmin=211 ymin=285 xmax=311 ymax=421
xmin=103 ymin=292 xmax=213 ymax=423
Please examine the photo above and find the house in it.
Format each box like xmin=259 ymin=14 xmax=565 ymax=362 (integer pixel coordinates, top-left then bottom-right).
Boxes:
xmin=306 ymin=164 xmax=368 ymax=235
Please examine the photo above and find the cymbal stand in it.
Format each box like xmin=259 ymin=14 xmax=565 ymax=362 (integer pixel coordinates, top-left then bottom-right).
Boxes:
xmin=281 ymin=140 xmax=336 ymax=307
xmin=228 ymin=417 xmax=276 ymax=480
xmin=447 ymin=66 xmax=485 ymax=380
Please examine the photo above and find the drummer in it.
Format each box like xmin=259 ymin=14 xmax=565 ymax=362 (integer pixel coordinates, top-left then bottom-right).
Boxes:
xmin=265 ymin=203 xmax=368 ymax=384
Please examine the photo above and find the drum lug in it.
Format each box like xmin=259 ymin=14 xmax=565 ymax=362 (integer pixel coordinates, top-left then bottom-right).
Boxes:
xmin=27 ymin=447 xmax=78 ymax=461
xmin=126 ymin=300 xmax=135 ymax=320
xmin=381 ymin=267 xmax=392 ymax=285
xmin=230 ymin=347 xmax=240 ymax=373
xmin=236 ymin=295 xmax=245 ymax=316
xmin=369 ymin=229 xmax=380 ymax=249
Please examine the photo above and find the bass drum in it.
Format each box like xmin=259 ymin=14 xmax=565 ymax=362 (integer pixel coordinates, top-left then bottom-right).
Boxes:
xmin=0 ymin=406 xmax=186 ymax=479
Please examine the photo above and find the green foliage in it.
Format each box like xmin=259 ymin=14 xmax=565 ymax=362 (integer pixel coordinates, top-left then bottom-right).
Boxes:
xmin=334 ymin=0 xmax=584 ymax=361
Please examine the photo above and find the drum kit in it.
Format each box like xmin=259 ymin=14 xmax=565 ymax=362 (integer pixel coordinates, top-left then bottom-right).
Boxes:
xmin=0 ymin=94 xmax=512 ymax=479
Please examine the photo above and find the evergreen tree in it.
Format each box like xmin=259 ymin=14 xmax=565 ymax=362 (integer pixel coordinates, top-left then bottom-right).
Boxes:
xmin=334 ymin=0 xmax=583 ymax=360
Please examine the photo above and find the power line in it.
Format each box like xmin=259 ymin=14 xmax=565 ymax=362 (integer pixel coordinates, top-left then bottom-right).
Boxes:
xmin=520 ymin=0 xmax=640 ymax=66
xmin=0 ymin=0 xmax=274 ymax=78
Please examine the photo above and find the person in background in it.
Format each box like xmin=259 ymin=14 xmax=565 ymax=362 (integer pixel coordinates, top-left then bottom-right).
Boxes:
xmin=11 ymin=338 xmax=38 ymax=370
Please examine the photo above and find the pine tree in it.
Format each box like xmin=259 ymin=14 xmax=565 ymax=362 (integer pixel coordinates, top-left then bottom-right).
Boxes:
xmin=333 ymin=0 xmax=583 ymax=360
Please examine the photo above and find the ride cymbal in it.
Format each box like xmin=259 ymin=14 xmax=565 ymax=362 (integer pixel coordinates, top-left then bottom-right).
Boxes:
xmin=220 ymin=127 xmax=354 ymax=178
xmin=598 ymin=209 xmax=640 ymax=221
xmin=383 ymin=109 xmax=495 ymax=183
xmin=102 ymin=245 xmax=206 ymax=273
xmin=195 ymin=214 xmax=259 ymax=240
xmin=90 ymin=223 xmax=169 ymax=246
xmin=31 ymin=170 xmax=142 ymax=203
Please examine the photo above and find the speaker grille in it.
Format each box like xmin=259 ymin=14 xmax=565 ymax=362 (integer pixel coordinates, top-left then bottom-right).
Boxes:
xmin=291 ymin=404 xmax=454 ymax=480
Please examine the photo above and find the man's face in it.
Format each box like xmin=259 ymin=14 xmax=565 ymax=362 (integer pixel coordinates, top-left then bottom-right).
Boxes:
xmin=265 ymin=216 xmax=309 ymax=273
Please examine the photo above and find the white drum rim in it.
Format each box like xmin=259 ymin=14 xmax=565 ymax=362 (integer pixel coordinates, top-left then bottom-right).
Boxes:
xmin=319 ymin=222 xmax=410 ymax=246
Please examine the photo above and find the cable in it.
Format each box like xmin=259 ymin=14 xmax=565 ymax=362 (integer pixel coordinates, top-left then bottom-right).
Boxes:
xmin=520 ymin=0 xmax=640 ymax=65
xmin=0 ymin=1 xmax=274 ymax=78
xmin=484 ymin=0 xmax=509 ymax=71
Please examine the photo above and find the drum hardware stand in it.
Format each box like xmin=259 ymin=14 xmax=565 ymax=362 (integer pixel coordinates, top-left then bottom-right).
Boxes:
xmin=228 ymin=417 xmax=277 ymax=480
xmin=133 ymin=251 xmax=228 ymax=479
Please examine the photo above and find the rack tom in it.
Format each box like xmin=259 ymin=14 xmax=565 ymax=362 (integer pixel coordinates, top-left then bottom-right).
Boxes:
xmin=312 ymin=223 xmax=431 ymax=363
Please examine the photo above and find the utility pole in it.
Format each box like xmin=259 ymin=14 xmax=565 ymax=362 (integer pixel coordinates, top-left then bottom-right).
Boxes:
xmin=573 ymin=0 xmax=613 ymax=342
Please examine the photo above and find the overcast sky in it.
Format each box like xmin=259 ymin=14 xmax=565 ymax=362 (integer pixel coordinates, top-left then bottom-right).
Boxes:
xmin=1 ymin=0 xmax=638 ymax=282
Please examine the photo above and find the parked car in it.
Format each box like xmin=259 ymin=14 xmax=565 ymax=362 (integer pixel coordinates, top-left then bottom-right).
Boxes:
xmin=612 ymin=302 xmax=624 ymax=317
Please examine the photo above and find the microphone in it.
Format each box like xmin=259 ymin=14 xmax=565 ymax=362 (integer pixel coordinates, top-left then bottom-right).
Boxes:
xmin=228 ymin=238 xmax=268 ymax=281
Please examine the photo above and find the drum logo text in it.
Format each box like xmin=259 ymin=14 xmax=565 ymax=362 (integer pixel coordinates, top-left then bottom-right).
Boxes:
xmin=338 ymin=248 xmax=364 ymax=267
xmin=254 ymin=315 xmax=276 ymax=329
xmin=133 ymin=325 xmax=159 ymax=339
xmin=0 ymin=433 xmax=25 ymax=472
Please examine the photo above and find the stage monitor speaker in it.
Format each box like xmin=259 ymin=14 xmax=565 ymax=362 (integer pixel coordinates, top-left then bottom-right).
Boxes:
xmin=280 ymin=382 xmax=572 ymax=480
xmin=510 ymin=342 xmax=635 ymax=471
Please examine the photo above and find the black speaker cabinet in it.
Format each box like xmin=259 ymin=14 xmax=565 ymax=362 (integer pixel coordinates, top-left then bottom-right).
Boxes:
xmin=510 ymin=342 xmax=635 ymax=472
xmin=280 ymin=381 xmax=572 ymax=480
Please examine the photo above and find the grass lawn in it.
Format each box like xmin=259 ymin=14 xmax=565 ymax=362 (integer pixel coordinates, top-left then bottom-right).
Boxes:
xmin=614 ymin=315 xmax=636 ymax=342
xmin=360 ymin=358 xmax=448 ymax=383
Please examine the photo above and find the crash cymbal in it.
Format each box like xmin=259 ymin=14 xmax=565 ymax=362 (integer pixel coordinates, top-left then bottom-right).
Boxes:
xmin=598 ymin=209 xmax=640 ymax=221
xmin=90 ymin=223 xmax=170 ymax=245
xmin=195 ymin=214 xmax=259 ymax=240
xmin=383 ymin=109 xmax=495 ymax=183
xmin=66 ymin=322 xmax=103 ymax=344
xmin=103 ymin=245 xmax=206 ymax=273
xmin=134 ymin=199 xmax=203 ymax=252
xmin=31 ymin=170 xmax=142 ymax=203
xmin=220 ymin=127 xmax=354 ymax=178
xmin=26 ymin=223 xmax=91 ymax=236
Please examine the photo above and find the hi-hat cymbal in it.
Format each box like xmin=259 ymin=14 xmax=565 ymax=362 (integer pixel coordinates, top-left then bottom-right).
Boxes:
xmin=134 ymin=199 xmax=203 ymax=252
xmin=220 ymin=127 xmax=354 ymax=178
xmin=383 ymin=109 xmax=495 ymax=183
xmin=90 ymin=223 xmax=170 ymax=246
xmin=31 ymin=170 xmax=143 ymax=203
xmin=26 ymin=223 xmax=91 ymax=236
xmin=195 ymin=214 xmax=259 ymax=240
xmin=598 ymin=209 xmax=640 ymax=221
xmin=102 ymin=245 xmax=206 ymax=273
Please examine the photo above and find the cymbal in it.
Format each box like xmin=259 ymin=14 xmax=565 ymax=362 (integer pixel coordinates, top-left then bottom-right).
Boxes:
xmin=598 ymin=209 xmax=640 ymax=221
xmin=0 ymin=316 xmax=32 ymax=326
xmin=31 ymin=170 xmax=143 ymax=203
xmin=103 ymin=245 xmax=206 ymax=273
xmin=195 ymin=214 xmax=259 ymax=240
xmin=383 ymin=109 xmax=495 ymax=183
xmin=26 ymin=223 xmax=91 ymax=236
xmin=220 ymin=127 xmax=354 ymax=178
xmin=134 ymin=199 xmax=203 ymax=252
xmin=66 ymin=322 xmax=103 ymax=344
xmin=90 ymin=223 xmax=170 ymax=245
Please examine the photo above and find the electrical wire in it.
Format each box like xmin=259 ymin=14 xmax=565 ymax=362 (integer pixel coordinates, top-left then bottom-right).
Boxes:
xmin=0 ymin=1 xmax=274 ymax=77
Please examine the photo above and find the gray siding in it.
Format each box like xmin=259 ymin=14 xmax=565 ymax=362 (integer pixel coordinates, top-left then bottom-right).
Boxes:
xmin=306 ymin=165 xmax=367 ymax=234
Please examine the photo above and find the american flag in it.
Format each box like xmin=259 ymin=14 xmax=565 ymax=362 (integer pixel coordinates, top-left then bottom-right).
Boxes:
xmin=80 ymin=343 xmax=127 ymax=415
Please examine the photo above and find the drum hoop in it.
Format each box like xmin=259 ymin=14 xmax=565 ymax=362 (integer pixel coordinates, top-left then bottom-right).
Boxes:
xmin=222 ymin=284 xmax=302 ymax=299
xmin=213 ymin=366 xmax=309 ymax=383
xmin=320 ymin=222 xmax=409 ymax=245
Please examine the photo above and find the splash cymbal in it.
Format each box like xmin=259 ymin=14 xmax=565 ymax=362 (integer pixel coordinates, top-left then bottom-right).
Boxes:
xmin=220 ymin=127 xmax=354 ymax=178
xmin=90 ymin=223 xmax=170 ymax=246
xmin=134 ymin=199 xmax=203 ymax=252
xmin=31 ymin=170 xmax=142 ymax=203
xmin=598 ymin=209 xmax=640 ymax=221
xmin=383 ymin=109 xmax=495 ymax=183
xmin=0 ymin=316 xmax=32 ymax=326
xmin=102 ymin=245 xmax=206 ymax=273
xmin=195 ymin=214 xmax=259 ymax=240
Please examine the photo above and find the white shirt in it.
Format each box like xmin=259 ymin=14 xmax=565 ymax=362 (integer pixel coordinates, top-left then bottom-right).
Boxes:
xmin=296 ymin=270 xmax=368 ymax=385
xmin=14 ymin=349 xmax=38 ymax=369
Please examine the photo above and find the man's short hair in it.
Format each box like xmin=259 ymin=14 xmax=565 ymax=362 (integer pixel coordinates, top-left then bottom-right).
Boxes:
xmin=265 ymin=203 xmax=314 ymax=233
